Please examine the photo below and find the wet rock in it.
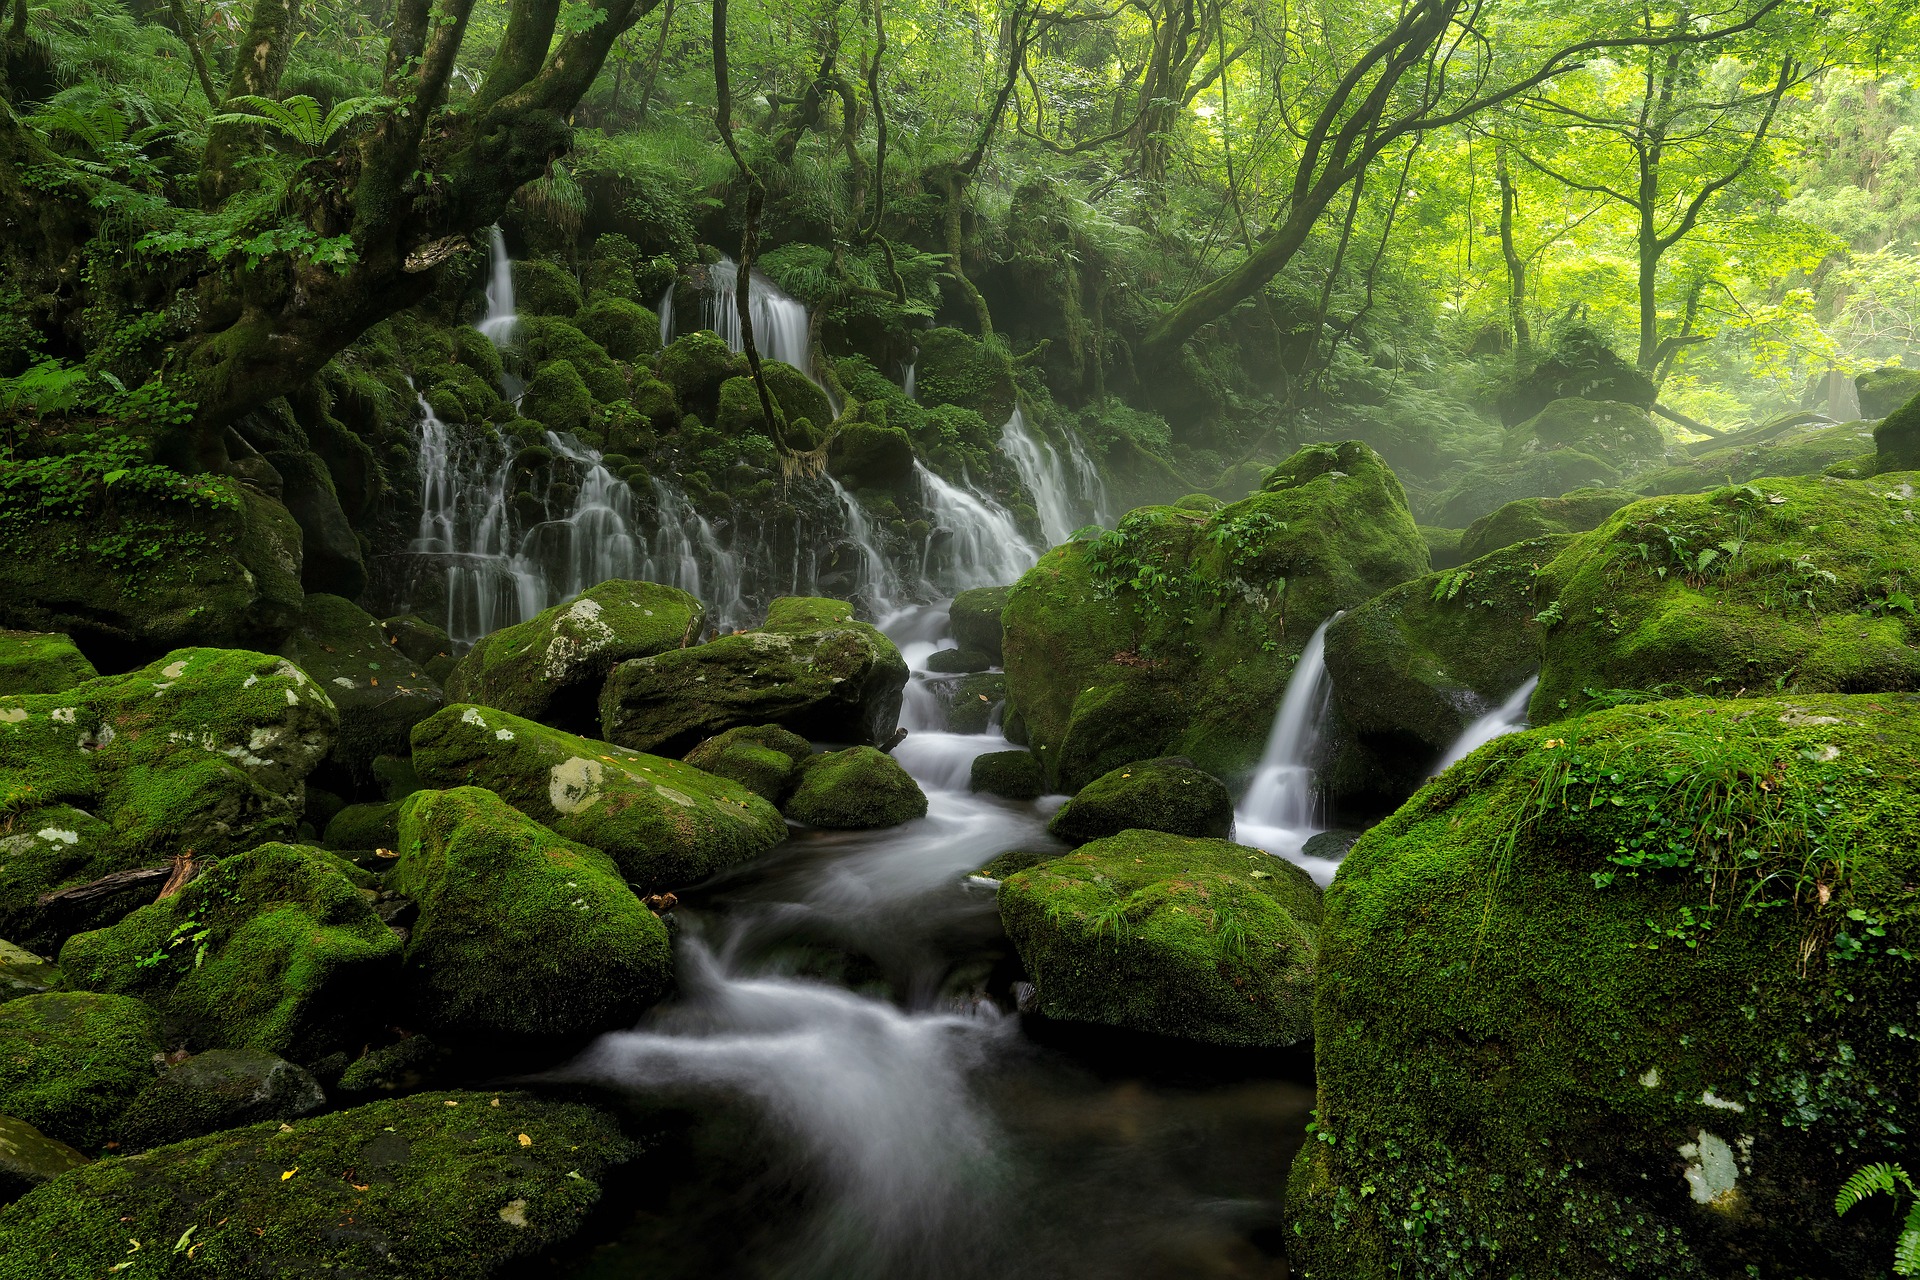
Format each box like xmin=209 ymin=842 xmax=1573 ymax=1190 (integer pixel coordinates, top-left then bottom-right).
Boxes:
xmin=381 ymin=613 xmax=459 ymax=685
xmin=1432 ymin=448 xmax=1621 ymax=529
xmin=0 ymin=1115 xmax=87 ymax=1203
xmin=0 ymin=992 xmax=162 ymax=1150
xmin=999 ymin=830 xmax=1322 ymax=1047
xmin=1048 ymin=758 xmax=1234 ymax=843
xmin=281 ymin=593 xmax=443 ymax=790
xmin=392 ymin=788 xmax=671 ymax=1039
xmin=411 ymin=704 xmax=785 ymax=893
xmin=949 ymin=586 xmax=1010 ymax=663
xmin=446 ymin=579 xmax=704 ymax=734
xmin=682 ymin=724 xmax=813 ymax=803
xmin=0 ymin=942 xmax=58 ymax=1004
xmin=58 ymin=843 xmax=401 ymax=1062
xmin=324 ymin=800 xmax=401 ymax=851
xmin=783 ymin=746 xmax=928 ymax=830
xmin=0 ymin=1090 xmax=634 ymax=1279
xmin=926 ymin=647 xmax=992 ymax=674
xmin=1456 ymin=488 xmax=1636 ymax=562
xmin=599 ymin=597 xmax=908 ymax=756
xmin=120 ymin=1048 xmax=326 ymax=1151
xmin=0 ymin=631 xmax=95 ymax=697
xmin=334 ymin=1034 xmax=449 ymax=1099
xmin=968 ymin=750 xmax=1045 ymax=801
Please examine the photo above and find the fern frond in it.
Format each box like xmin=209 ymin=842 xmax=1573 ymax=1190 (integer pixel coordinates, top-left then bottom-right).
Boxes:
xmin=1898 ymin=1201 xmax=1920 ymax=1277
xmin=1837 ymin=1162 xmax=1912 ymax=1216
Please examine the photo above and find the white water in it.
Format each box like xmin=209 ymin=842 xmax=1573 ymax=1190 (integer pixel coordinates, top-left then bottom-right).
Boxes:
xmin=1435 ymin=675 xmax=1539 ymax=772
xmin=1234 ymin=616 xmax=1340 ymax=882
xmin=827 ymin=476 xmax=901 ymax=617
xmin=999 ymin=408 xmax=1082 ymax=548
xmin=914 ymin=463 xmax=1039 ymax=592
xmin=902 ymin=359 xmax=917 ymax=401
xmin=476 ymin=226 xmax=518 ymax=347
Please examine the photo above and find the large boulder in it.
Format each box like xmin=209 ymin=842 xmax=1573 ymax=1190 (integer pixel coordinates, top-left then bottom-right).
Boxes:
xmin=0 ymin=943 xmax=58 ymax=1005
xmin=1456 ymin=488 xmax=1636 ymax=562
xmin=828 ymin=421 xmax=917 ymax=491
xmin=949 ymin=586 xmax=1010 ymax=663
xmin=0 ymin=993 xmax=162 ymax=1150
xmin=445 ymin=579 xmax=703 ymax=734
xmin=1002 ymin=441 xmax=1428 ymax=791
xmin=1534 ymin=473 xmax=1920 ymax=717
xmin=392 ymin=788 xmax=672 ymax=1039
xmin=969 ymin=750 xmax=1045 ymax=800
xmin=0 ymin=1116 xmax=88 ymax=1204
xmin=410 ymin=704 xmax=785 ymax=892
xmin=999 ymin=831 xmax=1322 ymax=1047
xmin=0 ymin=471 xmax=304 ymax=665
xmin=1431 ymin=448 xmax=1621 ymax=529
xmin=1288 ymin=695 xmax=1920 ymax=1279
xmin=58 ymin=843 xmax=402 ymax=1062
xmin=0 ymin=1090 xmax=634 ymax=1279
xmin=1874 ymin=391 xmax=1920 ymax=472
xmin=681 ymin=724 xmax=812 ymax=802
xmin=119 ymin=1048 xmax=326 ymax=1152
xmin=598 ymin=597 xmax=909 ymax=756
xmin=0 ymin=649 xmax=338 ymax=948
xmin=783 ymin=746 xmax=928 ymax=829
xmin=1047 ymin=757 xmax=1234 ymax=843
xmin=1504 ymin=398 xmax=1666 ymax=468
xmin=280 ymin=593 xmax=443 ymax=790
xmin=1497 ymin=329 xmax=1656 ymax=425
xmin=0 ymin=631 xmax=94 ymax=697
xmin=1855 ymin=365 xmax=1920 ymax=418
xmin=1637 ymin=418 xmax=1877 ymax=497
xmin=1323 ymin=536 xmax=1564 ymax=799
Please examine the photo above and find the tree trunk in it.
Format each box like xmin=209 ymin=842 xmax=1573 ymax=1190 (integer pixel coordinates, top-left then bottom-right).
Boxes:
xmin=1495 ymin=143 xmax=1530 ymax=356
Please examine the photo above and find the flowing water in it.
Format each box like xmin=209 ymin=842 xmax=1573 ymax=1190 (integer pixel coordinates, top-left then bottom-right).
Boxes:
xmin=914 ymin=463 xmax=1040 ymax=592
xmin=1234 ymin=618 xmax=1341 ymax=883
xmin=477 ymin=225 xmax=519 ymax=348
xmin=659 ymin=255 xmax=816 ymax=378
xmin=998 ymin=409 xmax=1112 ymax=548
xmin=1434 ymin=675 xmax=1539 ymax=773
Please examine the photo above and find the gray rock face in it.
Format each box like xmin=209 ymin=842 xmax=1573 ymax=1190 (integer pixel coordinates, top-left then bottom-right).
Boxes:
xmin=120 ymin=1048 xmax=327 ymax=1151
xmin=0 ymin=1114 xmax=88 ymax=1204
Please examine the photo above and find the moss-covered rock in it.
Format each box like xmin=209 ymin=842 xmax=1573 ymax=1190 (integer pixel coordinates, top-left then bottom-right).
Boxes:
xmin=445 ymin=580 xmax=703 ymax=734
xmin=0 ymin=631 xmax=94 ymax=696
xmin=599 ymin=596 xmax=909 ymax=756
xmin=1432 ymin=449 xmax=1621 ymax=529
xmin=520 ymin=317 xmax=626 ymax=404
xmin=58 ymin=843 xmax=401 ymax=1061
xmin=324 ymin=801 xmax=400 ymax=851
xmin=392 ymin=787 xmax=670 ymax=1039
xmin=1456 ymin=488 xmax=1636 ymax=562
xmin=1638 ymin=418 xmax=1879 ymax=496
xmin=0 ymin=1090 xmax=634 ymax=1279
xmin=411 ymin=704 xmax=784 ymax=892
xmin=914 ymin=328 xmax=1017 ymax=421
xmin=1533 ymin=473 xmax=1920 ymax=717
xmin=682 ymin=724 xmax=812 ymax=802
xmin=1289 ymin=694 xmax=1920 ymax=1279
xmin=334 ymin=1033 xmax=449 ymax=1099
xmin=0 ymin=993 xmax=161 ymax=1150
xmin=949 ymin=586 xmax=1010 ymax=663
xmin=1323 ymin=536 xmax=1565 ymax=796
xmin=828 ymin=421 xmax=917 ymax=491
xmin=969 ymin=750 xmax=1045 ymax=800
xmin=0 ymin=649 xmax=338 ymax=947
xmin=119 ymin=1048 xmax=326 ymax=1152
xmin=1505 ymin=398 xmax=1665 ymax=467
xmin=0 ymin=480 xmax=304 ymax=664
xmin=281 ymin=593 xmax=443 ymax=789
xmin=1497 ymin=330 xmax=1656 ymax=425
xmin=0 ymin=1115 xmax=88 ymax=1204
xmin=1420 ymin=526 xmax=1467 ymax=570
xmin=512 ymin=258 xmax=583 ymax=317
xmin=1003 ymin=441 xmax=1428 ymax=791
xmin=999 ymin=831 xmax=1322 ymax=1047
xmin=576 ymin=294 xmax=658 ymax=361
xmin=656 ymin=331 xmax=744 ymax=422
xmin=1874 ymin=391 xmax=1920 ymax=472
xmin=521 ymin=359 xmax=594 ymax=434
xmin=926 ymin=647 xmax=991 ymax=674
xmin=783 ymin=746 xmax=927 ymax=829
xmin=1047 ymin=758 xmax=1234 ymax=843
xmin=0 ymin=944 xmax=58 ymax=1006
xmin=382 ymin=613 xmax=458 ymax=684
xmin=763 ymin=361 xmax=833 ymax=433
xmin=936 ymin=672 xmax=1007 ymax=733
xmin=715 ymin=374 xmax=782 ymax=438
xmin=1857 ymin=366 xmax=1920 ymax=418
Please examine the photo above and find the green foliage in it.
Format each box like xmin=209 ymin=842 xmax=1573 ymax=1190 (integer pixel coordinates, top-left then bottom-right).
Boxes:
xmin=209 ymin=95 xmax=392 ymax=151
xmin=1836 ymin=1162 xmax=1920 ymax=1275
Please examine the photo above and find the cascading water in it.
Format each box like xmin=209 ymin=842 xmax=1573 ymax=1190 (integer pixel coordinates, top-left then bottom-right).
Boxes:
xmin=476 ymin=226 xmax=518 ymax=348
xmin=827 ymin=476 xmax=901 ymax=616
xmin=1235 ymin=616 xmax=1340 ymax=879
xmin=915 ymin=463 xmax=1039 ymax=592
xmin=902 ymin=357 xmax=917 ymax=401
xmin=1435 ymin=675 xmax=1539 ymax=772
xmin=1063 ymin=429 xmax=1112 ymax=526
xmin=999 ymin=409 xmax=1080 ymax=547
xmin=404 ymin=390 xmax=535 ymax=645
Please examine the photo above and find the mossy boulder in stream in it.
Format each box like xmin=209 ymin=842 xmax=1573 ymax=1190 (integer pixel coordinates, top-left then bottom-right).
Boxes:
xmin=445 ymin=579 xmax=704 ymax=733
xmin=0 ymin=631 xmax=95 ymax=696
xmin=0 ymin=649 xmax=338 ymax=948
xmin=999 ymin=831 xmax=1322 ymax=1047
xmin=58 ymin=843 xmax=401 ymax=1062
xmin=119 ymin=1048 xmax=326 ymax=1152
xmin=1002 ymin=441 xmax=1427 ymax=791
xmin=949 ymin=586 xmax=1011 ymax=663
xmin=279 ymin=593 xmax=443 ymax=790
xmin=391 ymin=787 xmax=671 ymax=1039
xmin=828 ymin=421 xmax=917 ymax=491
xmin=682 ymin=724 xmax=812 ymax=802
xmin=783 ymin=746 xmax=927 ymax=829
xmin=1288 ymin=695 xmax=1920 ymax=1279
xmin=1532 ymin=473 xmax=1920 ymax=717
xmin=1456 ymin=488 xmax=1636 ymax=561
xmin=0 ymin=992 xmax=162 ymax=1151
xmin=969 ymin=750 xmax=1045 ymax=800
xmin=0 ymin=1090 xmax=634 ymax=1280
xmin=411 ymin=704 xmax=785 ymax=892
xmin=599 ymin=597 xmax=909 ymax=756
xmin=1047 ymin=757 xmax=1234 ymax=842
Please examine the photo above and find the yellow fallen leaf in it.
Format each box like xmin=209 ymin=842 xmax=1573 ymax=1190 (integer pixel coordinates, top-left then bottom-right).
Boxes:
xmin=517 ymin=1133 xmax=532 ymax=1147
xmin=281 ymin=1168 xmax=298 ymax=1181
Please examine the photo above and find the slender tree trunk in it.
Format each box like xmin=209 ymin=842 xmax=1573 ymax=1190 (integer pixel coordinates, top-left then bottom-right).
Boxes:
xmin=713 ymin=0 xmax=783 ymax=446
xmin=167 ymin=0 xmax=221 ymax=107
xmin=1494 ymin=143 xmax=1530 ymax=356
xmin=636 ymin=0 xmax=674 ymax=122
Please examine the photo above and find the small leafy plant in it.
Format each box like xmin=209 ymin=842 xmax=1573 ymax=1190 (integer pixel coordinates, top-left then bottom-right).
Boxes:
xmin=1835 ymin=1162 xmax=1920 ymax=1275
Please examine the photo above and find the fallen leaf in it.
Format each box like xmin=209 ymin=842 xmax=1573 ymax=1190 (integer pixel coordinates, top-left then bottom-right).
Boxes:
xmin=517 ymin=1133 xmax=533 ymax=1147
xmin=281 ymin=1168 xmax=298 ymax=1181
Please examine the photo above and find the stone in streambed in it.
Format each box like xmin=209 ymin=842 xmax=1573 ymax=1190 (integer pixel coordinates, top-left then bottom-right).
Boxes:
xmin=1047 ymin=757 xmax=1234 ymax=843
xmin=280 ymin=593 xmax=444 ymax=790
xmin=0 ymin=942 xmax=58 ymax=1005
xmin=0 ymin=992 xmax=162 ymax=1151
xmin=410 ymin=703 xmax=784 ymax=893
xmin=783 ymin=747 xmax=928 ymax=830
xmin=926 ymin=647 xmax=992 ymax=674
xmin=0 ymin=1115 xmax=87 ymax=1204
xmin=949 ymin=586 xmax=1010 ymax=664
xmin=118 ymin=1048 xmax=326 ymax=1152
xmin=682 ymin=724 xmax=813 ymax=803
xmin=969 ymin=750 xmax=1045 ymax=801
xmin=998 ymin=830 xmax=1322 ymax=1047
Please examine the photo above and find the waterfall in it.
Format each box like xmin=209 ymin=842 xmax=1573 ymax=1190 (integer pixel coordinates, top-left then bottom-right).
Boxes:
xmin=1235 ymin=616 xmax=1340 ymax=865
xmin=656 ymin=282 xmax=674 ymax=352
xmin=519 ymin=433 xmax=644 ymax=602
xmin=644 ymin=478 xmax=749 ymax=630
xmin=1435 ymin=675 xmax=1539 ymax=772
xmin=827 ymin=476 xmax=901 ymax=616
xmin=1064 ymin=429 xmax=1112 ymax=526
xmin=998 ymin=408 xmax=1080 ymax=548
xmin=476 ymin=226 xmax=518 ymax=348
xmin=902 ymin=358 xmax=917 ymax=401
xmin=913 ymin=463 xmax=1039 ymax=592
xmin=651 ymin=256 xmax=812 ymax=373
xmin=404 ymin=390 xmax=535 ymax=645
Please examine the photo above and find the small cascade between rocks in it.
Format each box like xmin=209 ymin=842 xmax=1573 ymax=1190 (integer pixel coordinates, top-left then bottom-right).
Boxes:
xmin=1435 ymin=675 xmax=1539 ymax=772
xmin=914 ymin=462 xmax=1039 ymax=592
xmin=827 ymin=475 xmax=902 ymax=616
xmin=902 ymin=357 xmax=917 ymax=401
xmin=1235 ymin=615 xmax=1340 ymax=879
xmin=999 ymin=409 xmax=1110 ymax=547
xmin=476 ymin=226 xmax=518 ymax=348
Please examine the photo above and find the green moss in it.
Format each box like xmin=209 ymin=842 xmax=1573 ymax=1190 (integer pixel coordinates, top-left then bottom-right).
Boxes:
xmin=1432 ymin=448 xmax=1621 ymax=529
xmin=913 ymin=328 xmax=1016 ymax=421
xmin=1534 ymin=473 xmax=1920 ymax=717
xmin=656 ymin=331 xmax=744 ymax=422
xmin=445 ymin=580 xmax=703 ymax=733
xmin=599 ymin=597 xmax=908 ymax=756
xmin=0 ymin=992 xmax=162 ymax=1150
xmin=392 ymin=788 xmax=671 ymax=1039
xmin=1456 ymin=488 xmax=1636 ymax=561
xmin=410 ymin=704 xmax=785 ymax=893
xmin=0 ymin=631 xmax=96 ymax=696
xmin=784 ymin=746 xmax=927 ymax=829
xmin=999 ymin=830 xmax=1322 ymax=1047
xmin=949 ymin=586 xmax=1010 ymax=663
xmin=827 ymin=421 xmax=916 ymax=492
xmin=1857 ymin=366 xmax=1920 ymax=418
xmin=1639 ymin=419 xmax=1879 ymax=497
xmin=512 ymin=258 xmax=583 ymax=317
xmin=521 ymin=360 xmax=594 ymax=435
xmin=1048 ymin=757 xmax=1233 ymax=842
xmin=452 ymin=326 xmax=507 ymax=390
xmin=280 ymin=593 xmax=443 ymax=788
xmin=938 ymin=672 xmax=1006 ymax=733
xmin=1002 ymin=440 xmax=1428 ymax=790
xmin=763 ymin=362 xmax=833 ymax=431
xmin=58 ymin=843 xmax=401 ymax=1062
xmin=0 ymin=649 xmax=338 ymax=947
xmin=324 ymin=801 xmax=400 ymax=850
xmin=627 ymin=375 xmax=680 ymax=432
xmin=1505 ymin=398 xmax=1665 ymax=466
xmin=1291 ymin=694 xmax=1920 ymax=1278
xmin=926 ymin=648 xmax=990 ymax=674
xmin=0 ymin=941 xmax=60 ymax=1004
xmin=0 ymin=1090 xmax=633 ymax=1279
xmin=715 ymin=375 xmax=782 ymax=438
xmin=576 ymin=294 xmax=658 ymax=361
xmin=969 ymin=750 xmax=1045 ymax=800
xmin=682 ymin=724 xmax=811 ymax=802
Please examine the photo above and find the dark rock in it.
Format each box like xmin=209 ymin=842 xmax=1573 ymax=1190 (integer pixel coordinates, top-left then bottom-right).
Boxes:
xmin=120 ymin=1048 xmax=326 ymax=1151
